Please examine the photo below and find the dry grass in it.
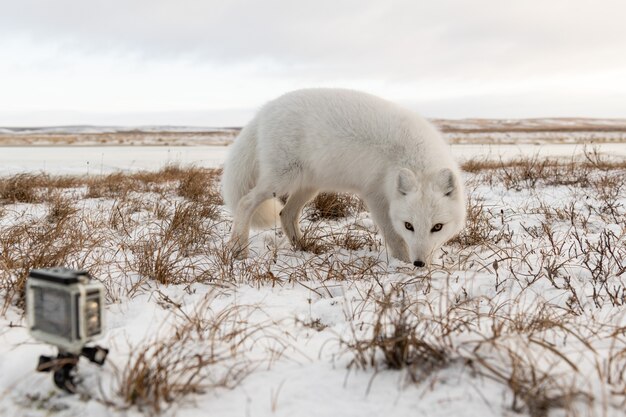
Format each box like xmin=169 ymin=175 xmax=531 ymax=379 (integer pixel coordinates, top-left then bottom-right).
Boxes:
xmin=0 ymin=174 xmax=42 ymax=203
xmin=45 ymin=193 xmax=79 ymax=223
xmin=0 ymin=165 xmax=224 ymax=308
xmin=449 ymin=193 xmax=497 ymax=248
xmin=129 ymin=202 xmax=220 ymax=285
xmin=0 ymin=173 xmax=83 ymax=204
xmin=0 ymin=200 xmax=103 ymax=311
xmin=461 ymin=147 xmax=626 ymax=174
xmin=114 ymin=293 xmax=260 ymax=415
xmin=0 ymin=130 xmax=239 ymax=146
xmin=308 ymin=192 xmax=364 ymax=221
xmin=343 ymin=287 xmax=452 ymax=382
xmin=86 ymin=172 xmax=139 ymax=199
xmin=177 ymin=167 xmax=223 ymax=204
xmin=0 ymin=165 xmax=223 ymax=205
xmin=461 ymin=149 xmax=626 ymax=191
xmin=1 ymin=155 xmax=625 ymax=415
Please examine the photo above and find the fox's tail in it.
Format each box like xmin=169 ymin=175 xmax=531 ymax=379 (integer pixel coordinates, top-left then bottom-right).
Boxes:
xmin=221 ymin=120 xmax=282 ymax=228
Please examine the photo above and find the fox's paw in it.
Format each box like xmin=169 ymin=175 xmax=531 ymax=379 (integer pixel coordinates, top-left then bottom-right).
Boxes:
xmin=228 ymin=237 xmax=249 ymax=260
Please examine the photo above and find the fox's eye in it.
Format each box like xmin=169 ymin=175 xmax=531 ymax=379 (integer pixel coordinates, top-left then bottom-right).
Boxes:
xmin=431 ymin=223 xmax=443 ymax=233
xmin=404 ymin=222 xmax=414 ymax=231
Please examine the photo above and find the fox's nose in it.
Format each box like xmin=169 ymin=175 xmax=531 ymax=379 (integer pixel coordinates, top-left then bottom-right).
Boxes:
xmin=413 ymin=260 xmax=425 ymax=268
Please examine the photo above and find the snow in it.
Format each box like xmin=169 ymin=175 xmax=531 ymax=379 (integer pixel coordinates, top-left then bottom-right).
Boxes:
xmin=0 ymin=144 xmax=625 ymax=416
xmin=0 ymin=146 xmax=230 ymax=175
xmin=1 ymin=144 xmax=625 ymax=176
xmin=3 ymin=119 xmax=626 ymax=147
xmin=0 ymin=126 xmax=238 ymax=135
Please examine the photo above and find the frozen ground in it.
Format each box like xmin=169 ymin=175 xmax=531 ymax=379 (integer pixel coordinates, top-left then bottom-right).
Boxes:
xmin=1 ymin=144 xmax=626 ymax=176
xmin=0 ymin=127 xmax=238 ymax=147
xmin=0 ymin=147 xmax=625 ymax=417
xmin=2 ymin=118 xmax=626 ymax=147
xmin=435 ymin=118 xmax=626 ymax=144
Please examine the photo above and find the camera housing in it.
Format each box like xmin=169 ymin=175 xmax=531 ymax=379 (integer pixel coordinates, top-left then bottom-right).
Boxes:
xmin=26 ymin=268 xmax=105 ymax=354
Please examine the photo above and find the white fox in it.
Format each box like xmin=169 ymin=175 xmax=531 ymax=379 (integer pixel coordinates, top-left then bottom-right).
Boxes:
xmin=221 ymin=88 xmax=466 ymax=267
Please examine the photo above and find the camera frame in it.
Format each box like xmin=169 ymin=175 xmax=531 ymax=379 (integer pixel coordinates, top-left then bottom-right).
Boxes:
xmin=26 ymin=268 xmax=105 ymax=354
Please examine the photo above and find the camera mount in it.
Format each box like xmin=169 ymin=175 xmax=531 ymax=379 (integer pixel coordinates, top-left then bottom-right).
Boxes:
xmin=36 ymin=345 xmax=109 ymax=393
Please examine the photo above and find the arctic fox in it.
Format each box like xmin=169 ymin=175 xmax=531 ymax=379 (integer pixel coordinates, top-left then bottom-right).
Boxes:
xmin=221 ymin=89 xmax=466 ymax=267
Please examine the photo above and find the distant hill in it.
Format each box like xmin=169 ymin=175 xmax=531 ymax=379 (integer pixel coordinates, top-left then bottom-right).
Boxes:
xmin=1 ymin=118 xmax=625 ymax=145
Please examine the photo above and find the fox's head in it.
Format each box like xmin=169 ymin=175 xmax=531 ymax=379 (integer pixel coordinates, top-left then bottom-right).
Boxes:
xmin=388 ymin=168 xmax=466 ymax=267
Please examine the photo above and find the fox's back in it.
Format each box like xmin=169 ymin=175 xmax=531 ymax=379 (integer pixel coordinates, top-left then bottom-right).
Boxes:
xmin=254 ymin=88 xmax=451 ymax=175
xmin=258 ymin=89 xmax=412 ymax=145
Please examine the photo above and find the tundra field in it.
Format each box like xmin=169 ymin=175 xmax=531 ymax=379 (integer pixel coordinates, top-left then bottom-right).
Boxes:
xmin=2 ymin=118 xmax=626 ymax=146
xmin=0 ymin=138 xmax=626 ymax=416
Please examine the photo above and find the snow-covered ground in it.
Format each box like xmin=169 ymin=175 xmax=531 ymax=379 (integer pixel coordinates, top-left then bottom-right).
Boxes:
xmin=0 ymin=127 xmax=239 ymax=147
xmin=0 ymin=126 xmax=237 ymax=135
xmin=1 ymin=144 xmax=626 ymax=176
xmin=2 ymin=118 xmax=626 ymax=146
xmin=0 ymin=146 xmax=231 ymax=175
xmin=0 ymin=146 xmax=625 ymax=417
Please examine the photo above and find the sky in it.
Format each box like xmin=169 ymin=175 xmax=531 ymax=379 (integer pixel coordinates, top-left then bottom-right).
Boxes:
xmin=1 ymin=0 xmax=625 ymax=126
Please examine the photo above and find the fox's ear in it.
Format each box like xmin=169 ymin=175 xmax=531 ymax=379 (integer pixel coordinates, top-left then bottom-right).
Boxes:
xmin=436 ymin=168 xmax=457 ymax=197
xmin=397 ymin=168 xmax=418 ymax=195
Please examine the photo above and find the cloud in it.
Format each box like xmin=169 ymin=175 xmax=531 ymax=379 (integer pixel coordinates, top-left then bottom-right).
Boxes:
xmin=2 ymin=0 xmax=625 ymax=81
xmin=1 ymin=0 xmax=625 ymax=122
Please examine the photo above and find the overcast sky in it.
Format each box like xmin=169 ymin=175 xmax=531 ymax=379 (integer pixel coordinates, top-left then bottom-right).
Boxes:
xmin=1 ymin=0 xmax=625 ymax=126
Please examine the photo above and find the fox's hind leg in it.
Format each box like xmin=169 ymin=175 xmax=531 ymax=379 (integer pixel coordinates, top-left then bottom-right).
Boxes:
xmin=229 ymin=184 xmax=275 ymax=259
xmin=280 ymin=188 xmax=318 ymax=250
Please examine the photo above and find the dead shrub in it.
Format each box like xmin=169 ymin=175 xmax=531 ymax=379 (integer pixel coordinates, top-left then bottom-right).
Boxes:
xmin=0 ymin=211 xmax=102 ymax=311
xmin=589 ymin=172 xmax=625 ymax=223
xmin=177 ymin=167 xmax=223 ymax=205
xmin=115 ymin=294 xmax=257 ymax=414
xmin=571 ymin=227 xmax=626 ymax=308
xmin=132 ymin=164 xmax=187 ymax=185
xmin=85 ymin=165 xmax=224 ymax=200
xmin=308 ymin=193 xmax=364 ymax=220
xmin=462 ymin=153 xmax=626 ymax=191
xmin=87 ymin=172 xmax=137 ymax=199
xmin=342 ymin=288 xmax=452 ymax=382
xmin=331 ymin=224 xmax=379 ymax=252
xmin=45 ymin=193 xmax=79 ymax=223
xmin=291 ymin=220 xmax=378 ymax=256
xmin=291 ymin=222 xmax=335 ymax=255
xmin=130 ymin=202 xmax=217 ymax=284
xmin=450 ymin=195 xmax=495 ymax=247
xmin=315 ymin=254 xmax=385 ymax=283
xmin=461 ymin=158 xmax=504 ymax=173
xmin=0 ymin=173 xmax=43 ymax=203
xmin=497 ymin=156 xmax=553 ymax=190
xmin=472 ymin=344 xmax=590 ymax=417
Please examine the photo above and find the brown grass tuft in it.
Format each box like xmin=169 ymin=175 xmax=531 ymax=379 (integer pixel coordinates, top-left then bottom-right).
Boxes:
xmin=343 ymin=288 xmax=452 ymax=381
xmin=308 ymin=193 xmax=364 ymax=220
xmin=0 ymin=209 xmax=103 ymax=311
xmin=450 ymin=194 xmax=497 ymax=248
xmin=130 ymin=202 xmax=219 ymax=285
xmin=177 ymin=167 xmax=222 ymax=204
xmin=86 ymin=172 xmax=137 ymax=199
xmin=0 ymin=174 xmax=43 ymax=203
xmin=115 ymin=294 xmax=257 ymax=414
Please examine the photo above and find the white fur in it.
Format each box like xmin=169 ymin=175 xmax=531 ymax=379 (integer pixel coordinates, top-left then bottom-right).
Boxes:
xmin=221 ymin=88 xmax=466 ymax=265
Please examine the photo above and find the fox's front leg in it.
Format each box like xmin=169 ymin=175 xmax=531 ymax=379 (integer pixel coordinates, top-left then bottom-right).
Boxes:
xmin=229 ymin=185 xmax=274 ymax=259
xmin=380 ymin=228 xmax=410 ymax=262
xmin=384 ymin=232 xmax=410 ymax=262
xmin=228 ymin=232 xmax=249 ymax=260
xmin=363 ymin=192 xmax=410 ymax=262
xmin=280 ymin=188 xmax=318 ymax=250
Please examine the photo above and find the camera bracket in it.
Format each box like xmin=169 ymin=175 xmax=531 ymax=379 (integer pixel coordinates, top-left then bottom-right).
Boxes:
xmin=36 ymin=345 xmax=109 ymax=393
